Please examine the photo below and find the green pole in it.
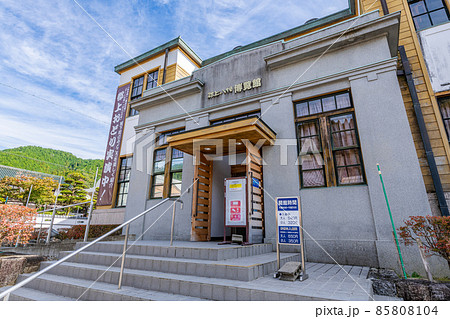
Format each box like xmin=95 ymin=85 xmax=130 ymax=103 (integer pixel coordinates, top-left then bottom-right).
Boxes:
xmin=377 ymin=163 xmax=407 ymax=279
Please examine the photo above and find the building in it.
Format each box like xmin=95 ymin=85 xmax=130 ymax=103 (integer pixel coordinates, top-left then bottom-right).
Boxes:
xmin=94 ymin=0 xmax=450 ymax=275
xmin=92 ymin=37 xmax=201 ymax=225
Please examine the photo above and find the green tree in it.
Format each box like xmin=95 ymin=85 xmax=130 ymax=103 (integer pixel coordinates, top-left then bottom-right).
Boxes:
xmin=58 ymin=172 xmax=88 ymax=213
xmin=0 ymin=146 xmax=103 ymax=186
xmin=0 ymin=175 xmax=56 ymax=208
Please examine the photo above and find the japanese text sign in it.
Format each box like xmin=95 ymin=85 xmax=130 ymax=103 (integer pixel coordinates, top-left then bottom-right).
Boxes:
xmin=276 ymin=197 xmax=301 ymax=245
xmin=97 ymin=83 xmax=130 ymax=206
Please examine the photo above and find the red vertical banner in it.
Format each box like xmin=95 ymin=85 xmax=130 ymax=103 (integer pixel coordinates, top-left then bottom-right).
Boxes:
xmin=97 ymin=83 xmax=130 ymax=206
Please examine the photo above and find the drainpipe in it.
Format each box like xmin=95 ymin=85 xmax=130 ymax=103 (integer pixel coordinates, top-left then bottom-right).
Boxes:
xmin=161 ymin=48 xmax=169 ymax=85
xmin=398 ymin=46 xmax=449 ymax=216
xmin=380 ymin=0 xmax=389 ymax=15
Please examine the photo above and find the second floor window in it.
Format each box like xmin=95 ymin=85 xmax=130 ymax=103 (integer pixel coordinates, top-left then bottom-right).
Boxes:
xmin=129 ymin=75 xmax=145 ymax=116
xmin=130 ymin=75 xmax=145 ymax=101
xmin=147 ymin=70 xmax=159 ymax=89
xmin=129 ymin=69 xmax=161 ymax=117
xmin=156 ymin=128 xmax=185 ymax=147
xmin=210 ymin=111 xmax=261 ymax=126
xmin=295 ymin=91 xmax=365 ymax=188
xmin=408 ymin=0 xmax=450 ymax=30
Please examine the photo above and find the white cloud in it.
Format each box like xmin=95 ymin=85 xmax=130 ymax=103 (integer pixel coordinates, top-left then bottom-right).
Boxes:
xmin=167 ymin=0 xmax=349 ymax=57
xmin=0 ymin=0 xmax=349 ymax=159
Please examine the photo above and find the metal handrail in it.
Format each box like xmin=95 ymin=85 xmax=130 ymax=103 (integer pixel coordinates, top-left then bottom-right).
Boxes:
xmin=0 ymin=197 xmax=180 ymax=300
xmin=37 ymin=201 xmax=92 ymax=214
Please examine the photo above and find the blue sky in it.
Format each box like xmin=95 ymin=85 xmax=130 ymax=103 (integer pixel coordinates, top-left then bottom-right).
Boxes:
xmin=0 ymin=0 xmax=349 ymax=159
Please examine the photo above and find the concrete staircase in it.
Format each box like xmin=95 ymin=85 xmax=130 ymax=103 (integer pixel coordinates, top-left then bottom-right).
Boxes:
xmin=4 ymin=241 xmax=373 ymax=301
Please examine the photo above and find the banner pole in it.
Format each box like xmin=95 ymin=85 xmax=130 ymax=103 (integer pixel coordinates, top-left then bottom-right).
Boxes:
xmin=46 ymin=176 xmax=62 ymax=244
xmin=84 ymin=167 xmax=99 ymax=242
xmin=25 ymin=184 xmax=33 ymax=207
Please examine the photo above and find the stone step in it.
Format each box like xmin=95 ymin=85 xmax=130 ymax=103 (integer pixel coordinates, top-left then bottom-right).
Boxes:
xmin=5 ymin=287 xmax=76 ymax=301
xmin=33 ymin=261 xmax=344 ymax=300
xmin=57 ymin=251 xmax=300 ymax=281
xmin=74 ymin=241 xmax=273 ymax=261
xmin=16 ymin=273 xmax=206 ymax=301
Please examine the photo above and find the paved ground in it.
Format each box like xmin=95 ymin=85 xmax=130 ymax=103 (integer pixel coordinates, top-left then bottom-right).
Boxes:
xmin=246 ymin=262 xmax=373 ymax=301
xmin=1 ymin=240 xmax=375 ymax=301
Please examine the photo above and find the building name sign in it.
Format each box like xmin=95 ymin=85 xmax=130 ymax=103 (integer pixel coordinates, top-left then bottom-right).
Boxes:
xmin=207 ymin=77 xmax=261 ymax=99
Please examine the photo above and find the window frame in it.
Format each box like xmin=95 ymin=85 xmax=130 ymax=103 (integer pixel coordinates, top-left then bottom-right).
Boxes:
xmin=130 ymin=75 xmax=145 ymax=101
xmin=296 ymin=119 xmax=326 ymax=188
xmin=438 ymin=95 xmax=450 ymax=142
xmin=150 ymin=148 xmax=167 ymax=199
xmin=169 ymin=148 xmax=184 ymax=197
xmin=329 ymin=112 xmax=365 ymax=186
xmin=115 ymin=156 xmax=133 ymax=207
xmin=149 ymin=128 xmax=185 ymax=199
xmin=146 ymin=69 xmax=159 ymax=90
xmin=210 ymin=111 xmax=261 ymax=126
xmin=128 ymin=67 xmax=161 ymax=117
xmin=294 ymin=91 xmax=366 ymax=188
xmin=408 ymin=0 xmax=450 ymax=31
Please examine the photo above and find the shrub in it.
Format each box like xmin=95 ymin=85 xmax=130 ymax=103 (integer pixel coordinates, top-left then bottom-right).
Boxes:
xmin=57 ymin=225 xmax=121 ymax=240
xmin=0 ymin=204 xmax=37 ymax=245
xmin=398 ymin=216 xmax=450 ymax=269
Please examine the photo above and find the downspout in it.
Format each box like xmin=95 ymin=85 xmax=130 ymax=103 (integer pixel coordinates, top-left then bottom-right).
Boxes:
xmin=398 ymin=46 xmax=449 ymax=216
xmin=380 ymin=0 xmax=389 ymax=15
xmin=161 ymin=48 xmax=169 ymax=85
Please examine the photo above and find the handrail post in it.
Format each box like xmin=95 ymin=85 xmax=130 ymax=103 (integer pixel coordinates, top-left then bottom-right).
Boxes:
xmin=118 ymin=224 xmax=130 ymax=290
xmin=170 ymin=202 xmax=176 ymax=246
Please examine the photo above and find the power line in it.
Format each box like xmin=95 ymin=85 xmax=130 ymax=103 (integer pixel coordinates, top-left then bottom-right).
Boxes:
xmin=0 ymin=82 xmax=110 ymax=126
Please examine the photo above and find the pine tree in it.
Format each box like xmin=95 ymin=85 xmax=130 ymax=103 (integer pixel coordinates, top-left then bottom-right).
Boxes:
xmin=58 ymin=172 xmax=88 ymax=214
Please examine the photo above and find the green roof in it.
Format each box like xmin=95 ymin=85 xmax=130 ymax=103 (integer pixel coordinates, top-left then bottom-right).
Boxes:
xmin=114 ymin=1 xmax=356 ymax=72
xmin=202 ymin=0 xmax=356 ymax=66
xmin=114 ymin=36 xmax=203 ymax=74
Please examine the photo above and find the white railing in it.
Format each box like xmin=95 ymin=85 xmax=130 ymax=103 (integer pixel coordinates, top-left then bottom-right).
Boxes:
xmin=0 ymin=196 xmax=185 ymax=301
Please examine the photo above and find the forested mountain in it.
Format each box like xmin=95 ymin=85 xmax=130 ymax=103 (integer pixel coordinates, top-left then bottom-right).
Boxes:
xmin=0 ymin=146 xmax=103 ymax=186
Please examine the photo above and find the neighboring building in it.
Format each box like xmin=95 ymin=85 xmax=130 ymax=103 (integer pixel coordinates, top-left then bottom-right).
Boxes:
xmin=359 ymin=0 xmax=450 ymax=216
xmin=94 ymin=0 xmax=450 ymax=275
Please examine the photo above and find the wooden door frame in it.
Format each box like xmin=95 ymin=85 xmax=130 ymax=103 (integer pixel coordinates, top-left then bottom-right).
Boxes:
xmin=191 ymin=152 xmax=213 ymax=241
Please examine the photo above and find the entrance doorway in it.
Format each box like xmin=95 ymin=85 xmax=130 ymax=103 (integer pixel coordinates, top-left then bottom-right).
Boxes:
xmin=166 ymin=116 xmax=276 ymax=242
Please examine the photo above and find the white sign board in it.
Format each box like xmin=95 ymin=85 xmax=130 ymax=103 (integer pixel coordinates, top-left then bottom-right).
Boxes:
xmin=276 ymin=196 xmax=301 ymax=245
xmin=225 ymin=178 xmax=247 ymax=227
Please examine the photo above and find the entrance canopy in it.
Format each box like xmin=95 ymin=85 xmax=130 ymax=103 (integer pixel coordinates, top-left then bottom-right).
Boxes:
xmin=166 ymin=116 xmax=276 ymax=156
